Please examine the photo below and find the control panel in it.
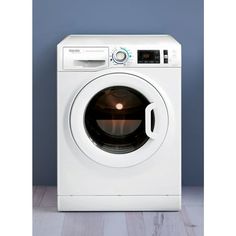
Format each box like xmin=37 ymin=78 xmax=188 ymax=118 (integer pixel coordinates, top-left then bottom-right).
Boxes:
xmin=109 ymin=47 xmax=179 ymax=67
xmin=58 ymin=35 xmax=181 ymax=71
xmin=61 ymin=46 xmax=180 ymax=71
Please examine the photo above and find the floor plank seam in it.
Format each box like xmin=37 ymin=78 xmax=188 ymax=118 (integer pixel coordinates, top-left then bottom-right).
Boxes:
xmin=180 ymin=206 xmax=196 ymax=236
xmin=38 ymin=187 xmax=47 ymax=207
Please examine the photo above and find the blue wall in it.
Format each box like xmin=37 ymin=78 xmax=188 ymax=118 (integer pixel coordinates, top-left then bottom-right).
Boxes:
xmin=33 ymin=0 xmax=203 ymax=186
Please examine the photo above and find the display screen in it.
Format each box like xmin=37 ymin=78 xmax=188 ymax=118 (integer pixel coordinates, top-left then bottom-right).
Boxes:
xmin=138 ymin=50 xmax=160 ymax=64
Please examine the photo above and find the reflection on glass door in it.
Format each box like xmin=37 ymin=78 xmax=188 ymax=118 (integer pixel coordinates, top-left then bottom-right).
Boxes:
xmin=85 ymin=86 xmax=154 ymax=154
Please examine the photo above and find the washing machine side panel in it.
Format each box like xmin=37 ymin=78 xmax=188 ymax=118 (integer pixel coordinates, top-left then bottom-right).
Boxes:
xmin=57 ymin=69 xmax=181 ymax=197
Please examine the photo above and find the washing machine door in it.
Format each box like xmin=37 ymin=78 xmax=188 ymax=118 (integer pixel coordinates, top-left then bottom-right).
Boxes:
xmin=70 ymin=73 xmax=169 ymax=167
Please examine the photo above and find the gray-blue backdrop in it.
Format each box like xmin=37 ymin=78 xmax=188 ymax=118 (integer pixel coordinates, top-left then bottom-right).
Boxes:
xmin=33 ymin=0 xmax=203 ymax=186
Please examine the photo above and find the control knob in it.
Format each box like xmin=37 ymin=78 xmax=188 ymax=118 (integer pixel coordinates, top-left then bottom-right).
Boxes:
xmin=112 ymin=49 xmax=128 ymax=64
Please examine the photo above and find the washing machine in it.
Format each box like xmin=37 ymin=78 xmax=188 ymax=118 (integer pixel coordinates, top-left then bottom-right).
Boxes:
xmin=57 ymin=35 xmax=181 ymax=211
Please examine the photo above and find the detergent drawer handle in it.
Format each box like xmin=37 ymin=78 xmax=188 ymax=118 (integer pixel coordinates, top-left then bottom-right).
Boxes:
xmin=145 ymin=103 xmax=158 ymax=139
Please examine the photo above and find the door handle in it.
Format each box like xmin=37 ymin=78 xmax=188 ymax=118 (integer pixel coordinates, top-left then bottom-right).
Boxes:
xmin=145 ymin=103 xmax=158 ymax=139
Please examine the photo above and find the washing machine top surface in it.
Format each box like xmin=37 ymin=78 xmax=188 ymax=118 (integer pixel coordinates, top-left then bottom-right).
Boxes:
xmin=58 ymin=34 xmax=180 ymax=46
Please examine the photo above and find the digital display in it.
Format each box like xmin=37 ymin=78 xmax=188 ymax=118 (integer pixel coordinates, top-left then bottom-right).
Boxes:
xmin=138 ymin=50 xmax=160 ymax=64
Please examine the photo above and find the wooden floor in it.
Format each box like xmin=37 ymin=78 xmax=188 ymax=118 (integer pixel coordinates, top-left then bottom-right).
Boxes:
xmin=33 ymin=187 xmax=203 ymax=236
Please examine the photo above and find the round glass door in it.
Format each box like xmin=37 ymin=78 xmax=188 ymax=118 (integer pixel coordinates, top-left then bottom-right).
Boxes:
xmin=85 ymin=86 xmax=154 ymax=154
xmin=70 ymin=73 xmax=168 ymax=167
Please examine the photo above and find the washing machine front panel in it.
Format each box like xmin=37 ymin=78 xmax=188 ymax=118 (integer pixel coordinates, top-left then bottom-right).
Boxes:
xmin=70 ymin=73 xmax=169 ymax=167
xmin=58 ymin=35 xmax=181 ymax=210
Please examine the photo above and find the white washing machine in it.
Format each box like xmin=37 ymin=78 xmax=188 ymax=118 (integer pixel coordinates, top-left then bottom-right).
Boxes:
xmin=57 ymin=35 xmax=181 ymax=211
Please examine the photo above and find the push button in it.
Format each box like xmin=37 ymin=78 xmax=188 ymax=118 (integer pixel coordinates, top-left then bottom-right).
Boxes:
xmin=163 ymin=50 xmax=168 ymax=64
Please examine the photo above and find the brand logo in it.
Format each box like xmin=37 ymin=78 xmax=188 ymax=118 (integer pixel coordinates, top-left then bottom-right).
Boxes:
xmin=68 ymin=49 xmax=81 ymax=53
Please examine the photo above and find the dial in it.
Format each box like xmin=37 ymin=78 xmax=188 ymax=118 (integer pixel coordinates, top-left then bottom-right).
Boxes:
xmin=113 ymin=49 xmax=128 ymax=64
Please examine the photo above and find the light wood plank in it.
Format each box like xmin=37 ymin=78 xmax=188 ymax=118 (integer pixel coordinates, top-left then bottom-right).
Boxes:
xmin=126 ymin=212 xmax=146 ymax=236
xmin=40 ymin=187 xmax=57 ymax=207
xmin=184 ymin=206 xmax=203 ymax=236
xmin=180 ymin=206 xmax=197 ymax=236
xmin=33 ymin=207 xmax=64 ymax=236
xmin=193 ymin=227 xmax=203 ymax=236
xmin=185 ymin=206 xmax=203 ymax=226
xmin=143 ymin=212 xmax=191 ymax=236
xmin=142 ymin=212 xmax=159 ymax=236
xmin=61 ymin=212 xmax=104 ymax=236
xmin=33 ymin=186 xmax=47 ymax=207
xmin=103 ymin=212 xmax=128 ymax=236
xmin=33 ymin=186 xmax=37 ymax=195
xmin=160 ymin=212 xmax=192 ymax=236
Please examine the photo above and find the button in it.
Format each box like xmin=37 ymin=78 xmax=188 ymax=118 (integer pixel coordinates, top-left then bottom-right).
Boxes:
xmin=113 ymin=50 xmax=128 ymax=64
xmin=116 ymin=51 xmax=126 ymax=61
xmin=163 ymin=50 xmax=168 ymax=63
